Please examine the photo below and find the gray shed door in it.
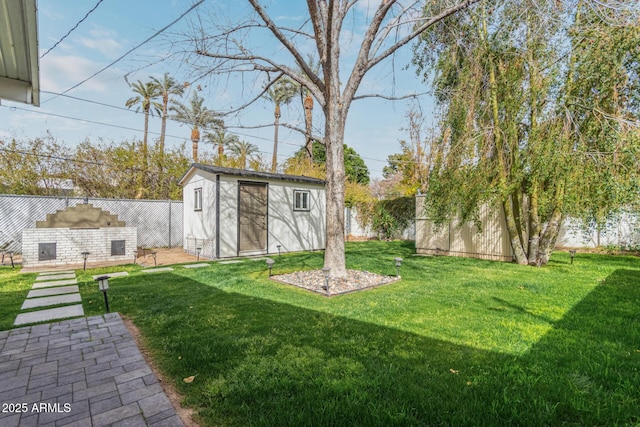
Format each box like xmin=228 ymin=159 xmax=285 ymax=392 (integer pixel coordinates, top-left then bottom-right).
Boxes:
xmin=238 ymin=183 xmax=267 ymax=252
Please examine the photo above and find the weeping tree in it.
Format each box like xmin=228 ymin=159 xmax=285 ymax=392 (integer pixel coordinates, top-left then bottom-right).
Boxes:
xmin=186 ymin=0 xmax=481 ymax=277
xmin=413 ymin=0 xmax=640 ymax=265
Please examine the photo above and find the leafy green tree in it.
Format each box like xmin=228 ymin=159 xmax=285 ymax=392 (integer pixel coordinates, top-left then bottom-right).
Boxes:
xmin=0 ymin=137 xmax=71 ymax=195
xmin=265 ymin=77 xmax=298 ymax=172
xmin=295 ymin=141 xmax=370 ymax=185
xmin=125 ymin=80 xmax=161 ymax=171
xmin=170 ymin=92 xmax=224 ymax=162
xmin=413 ymin=0 xmax=640 ymax=265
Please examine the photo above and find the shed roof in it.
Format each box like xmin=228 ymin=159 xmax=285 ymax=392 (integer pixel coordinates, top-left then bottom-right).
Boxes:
xmin=0 ymin=0 xmax=40 ymax=106
xmin=178 ymin=163 xmax=326 ymax=186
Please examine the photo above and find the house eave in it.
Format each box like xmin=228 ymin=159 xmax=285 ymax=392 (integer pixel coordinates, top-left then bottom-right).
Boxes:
xmin=0 ymin=0 xmax=40 ymax=107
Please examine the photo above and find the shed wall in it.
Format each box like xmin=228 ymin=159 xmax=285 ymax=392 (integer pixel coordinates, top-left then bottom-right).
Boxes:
xmin=182 ymin=172 xmax=325 ymax=259
xmin=182 ymin=170 xmax=217 ymax=258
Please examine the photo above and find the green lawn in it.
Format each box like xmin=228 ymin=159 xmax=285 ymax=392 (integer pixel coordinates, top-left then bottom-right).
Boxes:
xmin=2 ymin=241 xmax=639 ymax=426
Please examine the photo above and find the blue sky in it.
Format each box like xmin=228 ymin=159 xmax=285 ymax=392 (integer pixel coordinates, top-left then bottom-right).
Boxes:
xmin=0 ymin=0 xmax=438 ymax=178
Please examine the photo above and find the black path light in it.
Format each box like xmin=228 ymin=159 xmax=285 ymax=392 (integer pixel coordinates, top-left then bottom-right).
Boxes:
xmin=95 ymin=275 xmax=111 ymax=313
xmin=394 ymin=257 xmax=403 ymax=278
xmin=196 ymin=247 xmax=202 ymax=261
xmin=133 ymin=249 xmax=138 ymax=264
xmin=277 ymin=245 xmax=281 ymax=256
xmin=322 ymin=267 xmax=331 ymax=294
xmin=266 ymin=258 xmax=275 ymax=276
xmin=150 ymin=251 xmax=158 ymax=266
xmin=81 ymin=252 xmax=90 ymax=271
xmin=569 ymin=250 xmax=576 ymax=264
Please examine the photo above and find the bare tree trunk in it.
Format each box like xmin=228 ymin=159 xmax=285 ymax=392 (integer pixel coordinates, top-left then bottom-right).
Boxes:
xmin=502 ymin=196 xmax=528 ymax=265
xmin=271 ymin=104 xmax=280 ymax=172
xmin=527 ymin=183 xmax=542 ymax=265
xmin=304 ymin=94 xmax=314 ymax=158
xmin=324 ymin=107 xmax=347 ymax=277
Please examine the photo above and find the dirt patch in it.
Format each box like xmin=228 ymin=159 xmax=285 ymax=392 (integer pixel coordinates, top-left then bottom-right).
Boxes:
xmin=122 ymin=316 xmax=200 ymax=427
xmin=134 ymin=247 xmax=202 ymax=267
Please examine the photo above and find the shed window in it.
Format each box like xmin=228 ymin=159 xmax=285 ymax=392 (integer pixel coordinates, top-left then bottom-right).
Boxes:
xmin=194 ymin=188 xmax=202 ymax=211
xmin=294 ymin=190 xmax=310 ymax=211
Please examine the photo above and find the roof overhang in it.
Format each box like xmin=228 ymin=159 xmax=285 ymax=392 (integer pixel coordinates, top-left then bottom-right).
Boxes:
xmin=0 ymin=0 xmax=40 ymax=106
xmin=178 ymin=163 xmax=326 ymax=187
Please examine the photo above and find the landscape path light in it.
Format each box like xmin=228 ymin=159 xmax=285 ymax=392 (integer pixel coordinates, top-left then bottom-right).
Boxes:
xmin=95 ymin=275 xmax=111 ymax=313
xmin=277 ymin=245 xmax=281 ymax=256
xmin=322 ymin=267 xmax=331 ymax=294
xmin=196 ymin=247 xmax=202 ymax=261
xmin=394 ymin=257 xmax=403 ymax=278
xmin=569 ymin=250 xmax=576 ymax=264
xmin=133 ymin=249 xmax=138 ymax=264
xmin=81 ymin=252 xmax=90 ymax=271
xmin=150 ymin=251 xmax=157 ymax=266
xmin=266 ymin=258 xmax=275 ymax=276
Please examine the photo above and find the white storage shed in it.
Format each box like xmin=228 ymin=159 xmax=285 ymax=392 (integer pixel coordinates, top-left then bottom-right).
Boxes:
xmin=178 ymin=164 xmax=326 ymax=259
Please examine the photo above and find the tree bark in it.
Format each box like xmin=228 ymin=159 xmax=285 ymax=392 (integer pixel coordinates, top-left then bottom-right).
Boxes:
xmin=323 ymin=105 xmax=347 ymax=277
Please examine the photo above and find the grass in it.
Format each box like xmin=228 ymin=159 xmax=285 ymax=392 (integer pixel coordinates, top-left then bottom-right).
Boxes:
xmin=2 ymin=241 xmax=639 ymax=425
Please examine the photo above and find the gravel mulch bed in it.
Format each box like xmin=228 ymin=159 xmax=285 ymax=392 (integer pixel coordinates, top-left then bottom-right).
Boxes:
xmin=271 ymin=269 xmax=400 ymax=296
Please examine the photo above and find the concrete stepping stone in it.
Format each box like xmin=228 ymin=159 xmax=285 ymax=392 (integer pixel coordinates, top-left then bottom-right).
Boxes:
xmin=36 ymin=273 xmax=76 ymax=281
xmin=38 ymin=270 xmax=75 ymax=276
xmin=21 ymin=293 xmax=82 ymax=310
xmin=183 ymin=263 xmax=210 ymax=269
xmin=219 ymin=260 xmax=243 ymax=264
xmin=32 ymin=279 xmax=78 ymax=289
xmin=14 ymin=305 xmax=84 ymax=326
xmin=92 ymin=271 xmax=129 ymax=279
xmin=27 ymin=285 xmax=80 ymax=298
xmin=251 ymin=257 xmax=268 ymax=261
xmin=141 ymin=267 xmax=174 ymax=273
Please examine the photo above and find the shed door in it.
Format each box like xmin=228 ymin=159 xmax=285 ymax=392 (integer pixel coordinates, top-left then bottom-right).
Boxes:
xmin=238 ymin=182 xmax=268 ymax=253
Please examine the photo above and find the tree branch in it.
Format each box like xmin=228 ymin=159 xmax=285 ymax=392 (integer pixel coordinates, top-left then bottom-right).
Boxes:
xmin=352 ymin=91 xmax=430 ymax=101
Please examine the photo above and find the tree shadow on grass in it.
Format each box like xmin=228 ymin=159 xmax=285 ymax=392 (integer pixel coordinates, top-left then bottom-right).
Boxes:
xmin=112 ymin=268 xmax=639 ymax=426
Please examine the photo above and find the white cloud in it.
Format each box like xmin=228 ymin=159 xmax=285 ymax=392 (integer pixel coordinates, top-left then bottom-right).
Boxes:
xmin=78 ymin=26 xmax=124 ymax=59
xmin=40 ymin=55 xmax=110 ymax=93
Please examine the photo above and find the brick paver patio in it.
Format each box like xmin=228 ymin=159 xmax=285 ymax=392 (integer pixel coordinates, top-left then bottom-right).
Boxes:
xmin=0 ymin=313 xmax=184 ymax=427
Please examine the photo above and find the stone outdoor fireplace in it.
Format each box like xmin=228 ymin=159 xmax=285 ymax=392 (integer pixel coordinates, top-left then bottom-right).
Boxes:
xmin=22 ymin=203 xmax=137 ymax=267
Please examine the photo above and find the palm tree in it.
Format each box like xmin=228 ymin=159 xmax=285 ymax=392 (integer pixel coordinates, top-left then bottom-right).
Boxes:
xmin=170 ymin=92 xmax=223 ymax=162
xmin=149 ymin=73 xmax=184 ymax=168
xmin=228 ymin=140 xmax=259 ymax=169
xmin=265 ymin=77 xmax=297 ymax=172
xmin=297 ymin=57 xmax=320 ymax=159
xmin=125 ymin=80 xmax=161 ymax=170
xmin=204 ymin=128 xmax=239 ymax=166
